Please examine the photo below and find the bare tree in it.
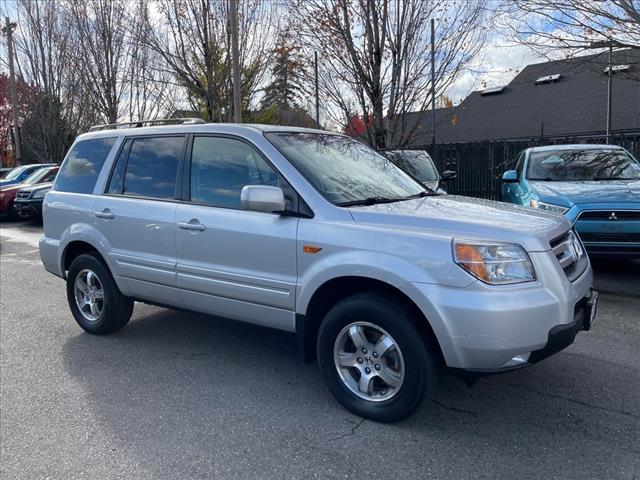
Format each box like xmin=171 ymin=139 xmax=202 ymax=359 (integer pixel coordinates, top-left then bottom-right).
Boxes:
xmin=11 ymin=0 xmax=96 ymax=163
xmin=498 ymin=1 xmax=640 ymax=53
xmin=293 ymin=0 xmax=488 ymax=147
xmin=145 ymin=0 xmax=278 ymax=122
xmin=68 ymin=0 xmax=132 ymax=124
xmin=125 ymin=0 xmax=174 ymax=122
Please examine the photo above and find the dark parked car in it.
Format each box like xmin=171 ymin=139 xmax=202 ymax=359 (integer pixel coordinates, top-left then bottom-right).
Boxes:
xmin=0 ymin=163 xmax=54 ymax=187
xmin=382 ymin=150 xmax=456 ymax=193
xmin=13 ymin=181 xmax=55 ymax=219
xmin=0 ymin=166 xmax=59 ymax=219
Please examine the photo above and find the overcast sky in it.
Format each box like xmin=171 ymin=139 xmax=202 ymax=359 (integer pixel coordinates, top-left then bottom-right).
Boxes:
xmin=0 ymin=0 xmax=550 ymax=109
xmin=446 ymin=36 xmax=549 ymax=104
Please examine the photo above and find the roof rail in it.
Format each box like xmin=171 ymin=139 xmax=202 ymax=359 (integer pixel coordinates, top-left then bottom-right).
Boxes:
xmin=88 ymin=117 xmax=206 ymax=132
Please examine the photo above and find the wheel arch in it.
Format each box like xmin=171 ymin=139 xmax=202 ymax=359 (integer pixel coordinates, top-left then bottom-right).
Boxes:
xmin=61 ymin=240 xmax=107 ymax=276
xmin=297 ymin=276 xmax=446 ymax=366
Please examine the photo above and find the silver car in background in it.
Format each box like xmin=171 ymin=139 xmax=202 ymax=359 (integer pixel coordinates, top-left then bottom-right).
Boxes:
xmin=383 ymin=149 xmax=456 ymax=193
xmin=40 ymin=121 xmax=597 ymax=422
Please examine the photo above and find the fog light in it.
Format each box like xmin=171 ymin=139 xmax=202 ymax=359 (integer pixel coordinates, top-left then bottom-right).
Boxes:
xmin=501 ymin=353 xmax=530 ymax=368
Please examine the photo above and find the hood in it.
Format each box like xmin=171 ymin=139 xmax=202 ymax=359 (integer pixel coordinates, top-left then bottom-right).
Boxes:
xmin=17 ymin=182 xmax=53 ymax=194
xmin=530 ymin=180 xmax=640 ymax=206
xmin=348 ymin=195 xmax=571 ymax=252
xmin=0 ymin=179 xmax=21 ymax=187
xmin=0 ymin=182 xmax=28 ymax=193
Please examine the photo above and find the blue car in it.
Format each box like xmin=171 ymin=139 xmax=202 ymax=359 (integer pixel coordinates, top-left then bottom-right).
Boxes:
xmin=501 ymin=144 xmax=640 ymax=256
xmin=0 ymin=163 xmax=54 ymax=188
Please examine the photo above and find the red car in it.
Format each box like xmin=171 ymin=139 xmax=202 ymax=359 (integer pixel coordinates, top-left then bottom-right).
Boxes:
xmin=0 ymin=166 xmax=59 ymax=219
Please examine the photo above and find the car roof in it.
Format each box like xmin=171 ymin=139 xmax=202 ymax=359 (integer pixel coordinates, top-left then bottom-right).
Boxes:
xmin=76 ymin=123 xmax=333 ymax=141
xmin=528 ymin=144 xmax=624 ymax=153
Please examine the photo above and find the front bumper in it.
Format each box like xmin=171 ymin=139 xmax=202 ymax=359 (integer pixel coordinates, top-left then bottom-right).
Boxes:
xmin=527 ymin=290 xmax=597 ymax=364
xmin=13 ymin=199 xmax=43 ymax=217
xmin=407 ymin=249 xmax=593 ymax=371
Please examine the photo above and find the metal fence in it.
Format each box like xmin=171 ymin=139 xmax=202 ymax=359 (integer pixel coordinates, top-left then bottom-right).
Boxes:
xmin=421 ymin=132 xmax=640 ymax=200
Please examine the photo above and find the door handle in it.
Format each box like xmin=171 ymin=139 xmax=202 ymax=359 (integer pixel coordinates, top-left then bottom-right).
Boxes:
xmin=178 ymin=220 xmax=206 ymax=231
xmin=94 ymin=209 xmax=114 ymax=219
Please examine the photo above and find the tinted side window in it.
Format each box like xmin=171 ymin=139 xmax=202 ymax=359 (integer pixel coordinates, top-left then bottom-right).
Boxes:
xmin=123 ymin=136 xmax=184 ymax=199
xmin=41 ymin=169 xmax=58 ymax=183
xmin=55 ymin=137 xmax=117 ymax=193
xmin=190 ymin=136 xmax=279 ymax=209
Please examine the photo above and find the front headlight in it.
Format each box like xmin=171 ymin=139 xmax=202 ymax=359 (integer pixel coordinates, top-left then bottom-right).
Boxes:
xmin=529 ymin=199 xmax=568 ymax=215
xmin=453 ymin=240 xmax=536 ymax=285
xmin=32 ymin=189 xmax=48 ymax=199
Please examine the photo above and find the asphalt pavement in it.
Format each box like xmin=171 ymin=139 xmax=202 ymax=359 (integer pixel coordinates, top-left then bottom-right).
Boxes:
xmin=1 ymin=219 xmax=639 ymax=479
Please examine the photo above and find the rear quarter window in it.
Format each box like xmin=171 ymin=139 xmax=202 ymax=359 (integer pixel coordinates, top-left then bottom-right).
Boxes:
xmin=55 ymin=137 xmax=117 ymax=194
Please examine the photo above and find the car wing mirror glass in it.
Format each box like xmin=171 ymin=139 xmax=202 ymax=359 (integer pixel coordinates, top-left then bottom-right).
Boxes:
xmin=502 ymin=170 xmax=518 ymax=182
xmin=441 ymin=170 xmax=457 ymax=181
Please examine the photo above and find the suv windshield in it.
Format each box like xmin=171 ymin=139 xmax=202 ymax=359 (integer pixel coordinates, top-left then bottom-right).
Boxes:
xmin=24 ymin=168 xmax=55 ymax=184
xmin=3 ymin=166 xmax=30 ymax=181
xmin=266 ymin=132 xmax=425 ymax=205
xmin=385 ymin=150 xmax=439 ymax=182
xmin=528 ymin=149 xmax=640 ymax=181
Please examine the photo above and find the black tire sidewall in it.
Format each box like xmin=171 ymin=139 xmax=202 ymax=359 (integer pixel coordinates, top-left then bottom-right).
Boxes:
xmin=317 ymin=294 xmax=435 ymax=422
xmin=66 ymin=253 xmax=131 ymax=334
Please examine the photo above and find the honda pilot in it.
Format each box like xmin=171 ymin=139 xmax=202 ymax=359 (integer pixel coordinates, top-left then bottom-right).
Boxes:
xmin=40 ymin=120 xmax=597 ymax=422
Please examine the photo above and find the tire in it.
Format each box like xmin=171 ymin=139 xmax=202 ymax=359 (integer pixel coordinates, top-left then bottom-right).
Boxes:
xmin=317 ymin=292 xmax=438 ymax=422
xmin=66 ymin=253 xmax=133 ymax=334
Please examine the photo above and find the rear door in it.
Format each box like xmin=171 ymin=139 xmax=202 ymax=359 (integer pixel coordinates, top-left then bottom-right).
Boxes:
xmin=175 ymin=135 xmax=298 ymax=331
xmin=93 ymin=135 xmax=186 ymax=306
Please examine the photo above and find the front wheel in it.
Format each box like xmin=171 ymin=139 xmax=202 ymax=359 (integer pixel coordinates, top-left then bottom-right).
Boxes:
xmin=66 ymin=253 xmax=133 ymax=334
xmin=317 ymin=293 xmax=438 ymax=422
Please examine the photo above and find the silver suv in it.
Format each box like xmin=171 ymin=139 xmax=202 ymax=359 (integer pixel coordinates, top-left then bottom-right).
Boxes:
xmin=40 ymin=121 xmax=597 ymax=422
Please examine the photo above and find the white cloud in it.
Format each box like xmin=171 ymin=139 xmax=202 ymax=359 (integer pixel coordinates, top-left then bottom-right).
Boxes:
xmin=445 ymin=36 xmax=549 ymax=104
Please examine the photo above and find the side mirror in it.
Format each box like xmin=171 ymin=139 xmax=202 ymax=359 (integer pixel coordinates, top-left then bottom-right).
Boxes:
xmin=502 ymin=170 xmax=518 ymax=183
xmin=441 ymin=170 xmax=457 ymax=181
xmin=241 ymin=185 xmax=286 ymax=213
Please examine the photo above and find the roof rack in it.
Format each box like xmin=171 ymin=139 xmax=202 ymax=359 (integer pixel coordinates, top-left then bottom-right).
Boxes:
xmin=88 ymin=117 xmax=206 ymax=132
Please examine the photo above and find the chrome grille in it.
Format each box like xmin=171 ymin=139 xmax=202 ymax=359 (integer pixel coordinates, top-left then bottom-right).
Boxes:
xmin=550 ymin=230 xmax=588 ymax=282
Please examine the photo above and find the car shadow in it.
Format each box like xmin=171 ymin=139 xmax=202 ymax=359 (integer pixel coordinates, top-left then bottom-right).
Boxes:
xmin=590 ymin=256 xmax=640 ymax=298
xmin=61 ymin=304 xmax=640 ymax=477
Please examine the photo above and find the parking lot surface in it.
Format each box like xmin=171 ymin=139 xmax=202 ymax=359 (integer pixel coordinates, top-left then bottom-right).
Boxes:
xmin=1 ymin=220 xmax=639 ymax=479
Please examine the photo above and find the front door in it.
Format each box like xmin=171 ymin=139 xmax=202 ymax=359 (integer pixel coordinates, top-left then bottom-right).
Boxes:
xmin=175 ymin=135 xmax=298 ymax=332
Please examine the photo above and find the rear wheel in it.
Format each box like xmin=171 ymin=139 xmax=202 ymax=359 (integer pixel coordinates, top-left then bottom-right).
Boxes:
xmin=66 ymin=253 xmax=133 ymax=334
xmin=317 ymin=292 xmax=438 ymax=422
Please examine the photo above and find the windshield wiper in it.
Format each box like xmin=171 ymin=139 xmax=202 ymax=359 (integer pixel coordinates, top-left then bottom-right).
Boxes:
xmin=401 ymin=190 xmax=438 ymax=200
xmin=337 ymin=190 xmax=437 ymax=207
xmin=592 ymin=176 xmax=625 ymax=181
xmin=337 ymin=196 xmax=403 ymax=207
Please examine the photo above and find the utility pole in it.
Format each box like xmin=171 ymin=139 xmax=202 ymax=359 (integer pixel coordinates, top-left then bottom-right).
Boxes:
xmin=3 ymin=17 xmax=22 ymax=166
xmin=588 ymin=39 xmax=639 ymax=143
xmin=230 ymin=0 xmax=241 ymax=123
xmin=430 ymin=18 xmax=436 ymax=162
xmin=314 ymin=51 xmax=320 ymax=128
xmin=606 ymin=44 xmax=612 ymax=143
